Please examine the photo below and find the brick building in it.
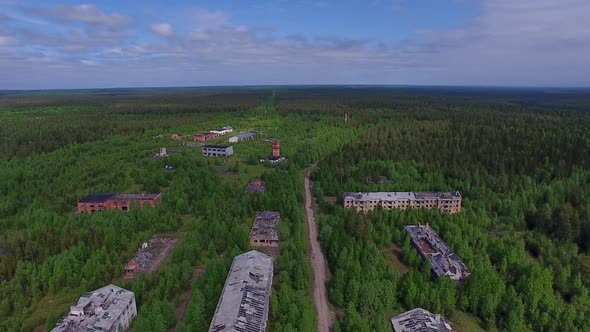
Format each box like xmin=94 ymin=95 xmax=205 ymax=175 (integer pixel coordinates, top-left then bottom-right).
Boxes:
xmin=250 ymin=211 xmax=280 ymax=247
xmin=343 ymin=191 xmax=462 ymax=214
xmin=77 ymin=193 xmax=162 ymax=214
xmin=194 ymin=132 xmax=219 ymax=142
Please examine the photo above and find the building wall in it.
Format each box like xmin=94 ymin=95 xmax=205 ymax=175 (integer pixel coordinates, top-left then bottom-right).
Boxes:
xmin=250 ymin=237 xmax=280 ymax=247
xmin=77 ymin=196 xmax=161 ymax=214
xmin=344 ymin=196 xmax=461 ymax=214
xmin=202 ymin=146 xmax=234 ymax=157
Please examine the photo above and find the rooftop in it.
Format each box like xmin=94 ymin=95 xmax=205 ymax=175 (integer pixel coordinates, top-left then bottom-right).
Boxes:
xmin=112 ymin=193 xmax=161 ymax=201
xmin=251 ymin=211 xmax=280 ymax=241
xmin=78 ymin=193 xmax=115 ymax=203
xmin=391 ymin=308 xmax=453 ymax=332
xmin=203 ymin=145 xmax=232 ymax=149
xmin=233 ymin=131 xmax=257 ymax=139
xmin=246 ymin=180 xmax=266 ymax=193
xmin=405 ymin=224 xmax=470 ymax=282
xmin=209 ymin=250 xmax=273 ymax=332
xmin=79 ymin=193 xmax=160 ymax=203
xmin=344 ymin=191 xmax=461 ymax=202
xmin=52 ymin=284 xmax=135 ymax=332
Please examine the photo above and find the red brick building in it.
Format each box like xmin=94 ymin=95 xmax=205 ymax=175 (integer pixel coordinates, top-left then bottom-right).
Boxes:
xmin=193 ymin=132 xmax=219 ymax=142
xmin=77 ymin=193 xmax=162 ymax=214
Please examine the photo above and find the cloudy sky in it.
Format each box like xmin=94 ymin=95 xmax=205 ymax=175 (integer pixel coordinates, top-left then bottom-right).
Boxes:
xmin=0 ymin=0 xmax=588 ymax=89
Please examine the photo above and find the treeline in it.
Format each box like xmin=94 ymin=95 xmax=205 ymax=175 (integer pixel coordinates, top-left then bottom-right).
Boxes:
xmin=0 ymin=89 xmax=267 ymax=159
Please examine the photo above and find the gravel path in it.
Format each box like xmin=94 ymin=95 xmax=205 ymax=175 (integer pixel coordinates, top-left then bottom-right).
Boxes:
xmin=305 ymin=168 xmax=334 ymax=332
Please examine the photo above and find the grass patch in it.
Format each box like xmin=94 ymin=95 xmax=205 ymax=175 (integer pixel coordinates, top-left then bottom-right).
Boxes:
xmin=383 ymin=245 xmax=409 ymax=275
xmin=450 ymin=310 xmax=490 ymax=332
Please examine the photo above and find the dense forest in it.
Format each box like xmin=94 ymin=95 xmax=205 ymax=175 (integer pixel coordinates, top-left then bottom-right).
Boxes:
xmin=1 ymin=86 xmax=589 ymax=331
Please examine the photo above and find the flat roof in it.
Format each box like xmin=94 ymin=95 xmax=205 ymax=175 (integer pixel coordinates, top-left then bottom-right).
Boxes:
xmin=391 ymin=308 xmax=453 ymax=332
xmin=52 ymin=284 xmax=135 ymax=332
xmin=78 ymin=193 xmax=115 ymax=203
xmin=209 ymin=250 xmax=273 ymax=332
xmin=344 ymin=191 xmax=461 ymax=202
xmin=112 ymin=193 xmax=161 ymax=200
xmin=203 ymin=145 xmax=231 ymax=149
xmin=250 ymin=211 xmax=280 ymax=241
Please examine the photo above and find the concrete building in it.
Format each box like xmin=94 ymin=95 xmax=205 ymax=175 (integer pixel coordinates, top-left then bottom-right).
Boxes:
xmin=209 ymin=250 xmax=273 ymax=332
xmin=229 ymin=131 xmax=257 ymax=143
xmin=202 ymin=145 xmax=234 ymax=157
xmin=211 ymin=126 xmax=233 ymax=136
xmin=391 ymin=308 xmax=453 ymax=332
xmin=52 ymin=284 xmax=137 ymax=332
xmin=246 ymin=179 xmax=266 ymax=193
xmin=194 ymin=132 xmax=219 ymax=142
xmin=405 ymin=224 xmax=470 ymax=283
xmin=343 ymin=191 xmax=462 ymax=214
xmin=77 ymin=193 xmax=162 ymax=214
xmin=250 ymin=211 xmax=280 ymax=247
xmin=154 ymin=147 xmax=168 ymax=157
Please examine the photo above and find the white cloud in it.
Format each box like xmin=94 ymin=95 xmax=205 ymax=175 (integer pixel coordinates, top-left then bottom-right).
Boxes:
xmin=191 ymin=8 xmax=229 ymax=28
xmin=151 ymin=23 xmax=174 ymax=37
xmin=27 ymin=4 xmax=131 ymax=27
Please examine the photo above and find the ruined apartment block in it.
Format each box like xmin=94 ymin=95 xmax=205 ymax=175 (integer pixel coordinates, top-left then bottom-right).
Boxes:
xmin=343 ymin=191 xmax=462 ymax=214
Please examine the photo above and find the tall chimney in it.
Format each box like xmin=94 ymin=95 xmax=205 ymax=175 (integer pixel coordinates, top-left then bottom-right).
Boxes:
xmin=344 ymin=112 xmax=349 ymax=123
xmin=272 ymin=142 xmax=280 ymax=157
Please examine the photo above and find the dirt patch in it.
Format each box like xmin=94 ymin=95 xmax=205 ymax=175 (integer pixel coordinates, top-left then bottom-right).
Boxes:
xmin=169 ymin=266 xmax=206 ymax=332
xmin=124 ymin=235 xmax=178 ymax=279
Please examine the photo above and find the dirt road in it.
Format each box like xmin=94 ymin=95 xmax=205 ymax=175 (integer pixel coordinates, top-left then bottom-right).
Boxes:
xmin=305 ymin=169 xmax=334 ymax=332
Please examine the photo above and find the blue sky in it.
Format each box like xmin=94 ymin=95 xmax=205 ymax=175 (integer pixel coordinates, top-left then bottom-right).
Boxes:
xmin=0 ymin=0 xmax=588 ymax=89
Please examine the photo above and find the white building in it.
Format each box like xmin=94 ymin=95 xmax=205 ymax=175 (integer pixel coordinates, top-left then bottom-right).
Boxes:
xmin=209 ymin=250 xmax=273 ymax=332
xmin=52 ymin=284 xmax=137 ymax=332
xmin=202 ymin=145 xmax=234 ymax=157
xmin=229 ymin=131 xmax=257 ymax=143
xmin=211 ymin=126 xmax=233 ymax=136
xmin=391 ymin=308 xmax=453 ymax=332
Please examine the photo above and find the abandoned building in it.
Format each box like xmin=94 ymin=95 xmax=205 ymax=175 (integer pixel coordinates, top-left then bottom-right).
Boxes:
xmin=124 ymin=260 xmax=139 ymax=276
xmin=261 ymin=141 xmax=285 ymax=164
xmin=405 ymin=224 xmax=471 ymax=283
xmin=391 ymin=308 xmax=453 ymax=332
xmin=154 ymin=147 xmax=168 ymax=158
xmin=343 ymin=191 xmax=462 ymax=214
xmin=211 ymin=126 xmax=233 ymax=136
xmin=250 ymin=211 xmax=280 ymax=247
xmin=246 ymin=179 xmax=266 ymax=193
xmin=171 ymin=134 xmax=183 ymax=140
xmin=194 ymin=132 xmax=219 ymax=142
xmin=229 ymin=131 xmax=257 ymax=143
xmin=202 ymin=145 xmax=234 ymax=157
xmin=209 ymin=250 xmax=273 ymax=332
xmin=52 ymin=284 xmax=137 ymax=332
xmin=77 ymin=193 xmax=162 ymax=214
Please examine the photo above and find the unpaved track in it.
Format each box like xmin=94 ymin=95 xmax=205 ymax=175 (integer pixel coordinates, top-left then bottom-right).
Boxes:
xmin=305 ymin=168 xmax=334 ymax=332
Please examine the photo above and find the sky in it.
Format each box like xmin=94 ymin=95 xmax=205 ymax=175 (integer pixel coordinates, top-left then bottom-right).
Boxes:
xmin=0 ymin=0 xmax=589 ymax=89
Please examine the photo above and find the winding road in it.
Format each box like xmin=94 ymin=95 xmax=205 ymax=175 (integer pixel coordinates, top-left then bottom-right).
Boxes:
xmin=305 ymin=168 xmax=334 ymax=332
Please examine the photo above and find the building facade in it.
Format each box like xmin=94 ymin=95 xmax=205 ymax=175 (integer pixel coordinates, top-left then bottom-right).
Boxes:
xmin=202 ymin=145 xmax=234 ymax=157
xmin=209 ymin=251 xmax=273 ymax=332
xmin=405 ymin=224 xmax=471 ymax=283
xmin=343 ymin=191 xmax=461 ymax=214
xmin=391 ymin=308 xmax=453 ymax=332
xmin=77 ymin=193 xmax=162 ymax=214
xmin=250 ymin=211 xmax=280 ymax=247
xmin=52 ymin=284 xmax=137 ymax=332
